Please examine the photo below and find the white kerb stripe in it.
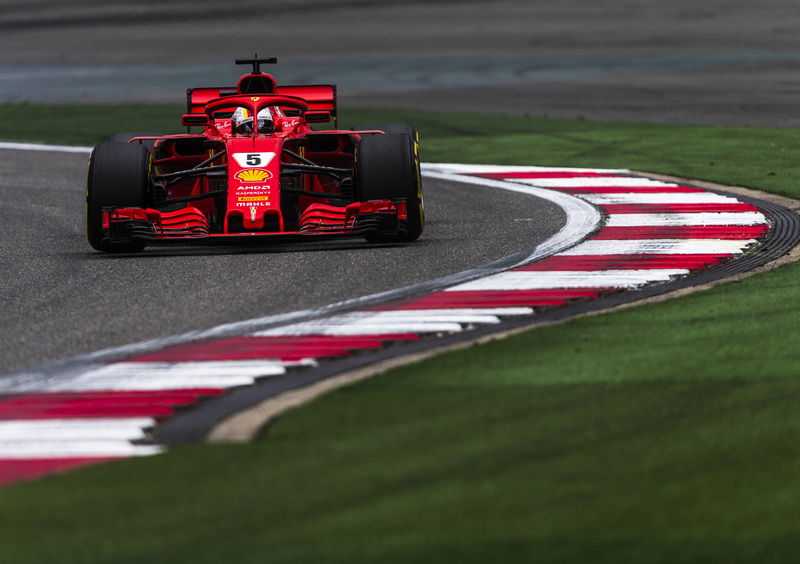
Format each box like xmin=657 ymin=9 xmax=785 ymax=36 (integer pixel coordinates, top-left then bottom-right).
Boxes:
xmin=252 ymin=310 xmax=515 ymax=338
xmin=446 ymin=269 xmax=689 ymax=291
xmin=606 ymin=212 xmax=767 ymax=226
xmin=0 ymin=441 xmax=162 ymax=459
xmin=255 ymin=322 xmax=465 ymax=336
xmin=581 ymin=193 xmax=743 ymax=205
xmin=0 ymin=418 xmax=155 ymax=441
xmin=382 ymin=308 xmax=534 ymax=316
xmin=319 ymin=311 xmax=504 ymax=323
xmin=561 ymin=239 xmax=755 ymax=255
xmin=75 ymin=361 xmax=287 ymax=379
xmin=513 ymin=177 xmax=678 ymax=188
xmin=421 ymin=163 xmax=629 ymax=174
xmin=10 ymin=360 xmax=291 ymax=392
xmin=38 ymin=376 xmax=258 ymax=392
xmin=18 ymin=361 xmax=288 ymax=392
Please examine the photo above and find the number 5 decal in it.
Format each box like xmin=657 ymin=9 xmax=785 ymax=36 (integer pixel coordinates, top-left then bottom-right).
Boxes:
xmin=233 ymin=152 xmax=276 ymax=168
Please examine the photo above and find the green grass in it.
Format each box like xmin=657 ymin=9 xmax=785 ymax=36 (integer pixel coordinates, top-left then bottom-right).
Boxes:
xmin=2 ymin=104 xmax=800 ymax=562
xmin=0 ymin=103 xmax=183 ymax=146
xmin=2 ymin=103 xmax=799 ymax=197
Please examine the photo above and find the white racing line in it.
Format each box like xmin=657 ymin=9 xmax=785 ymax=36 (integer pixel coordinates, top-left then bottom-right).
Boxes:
xmin=0 ymin=141 xmax=93 ymax=153
xmin=0 ymin=143 xmax=770 ymax=485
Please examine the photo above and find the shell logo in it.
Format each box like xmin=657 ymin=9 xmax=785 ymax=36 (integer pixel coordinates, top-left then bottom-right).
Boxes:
xmin=235 ymin=168 xmax=272 ymax=182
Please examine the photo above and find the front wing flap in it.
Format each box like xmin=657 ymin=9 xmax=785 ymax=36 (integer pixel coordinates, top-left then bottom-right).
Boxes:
xmin=102 ymin=200 xmax=407 ymax=245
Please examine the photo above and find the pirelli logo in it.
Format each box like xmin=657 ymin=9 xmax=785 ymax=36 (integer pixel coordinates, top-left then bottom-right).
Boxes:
xmin=237 ymin=196 xmax=270 ymax=203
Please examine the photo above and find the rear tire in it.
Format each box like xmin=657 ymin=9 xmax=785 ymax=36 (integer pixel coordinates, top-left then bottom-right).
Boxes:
xmin=356 ymin=132 xmax=424 ymax=242
xmin=86 ymin=142 xmax=151 ymax=252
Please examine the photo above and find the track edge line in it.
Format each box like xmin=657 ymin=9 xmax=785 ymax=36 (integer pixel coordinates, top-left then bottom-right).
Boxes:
xmin=206 ymin=174 xmax=800 ymax=444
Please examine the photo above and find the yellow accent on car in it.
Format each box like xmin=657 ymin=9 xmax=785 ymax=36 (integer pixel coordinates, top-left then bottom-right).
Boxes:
xmin=238 ymin=196 xmax=270 ymax=202
xmin=234 ymin=169 xmax=271 ymax=182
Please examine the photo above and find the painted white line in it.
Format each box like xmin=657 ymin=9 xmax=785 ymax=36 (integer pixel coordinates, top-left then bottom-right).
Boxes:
xmin=0 ymin=141 xmax=93 ymax=153
xmin=514 ymin=177 xmax=678 ymax=188
xmin=421 ymin=167 xmax=602 ymax=269
xmin=0 ymin=161 xmax=602 ymax=387
xmin=0 ymin=441 xmax=162 ymax=459
xmin=0 ymin=145 xmax=773 ymax=482
xmin=581 ymin=192 xmax=743 ymax=204
xmin=446 ymin=269 xmax=689 ymax=291
xmin=606 ymin=212 xmax=768 ymax=226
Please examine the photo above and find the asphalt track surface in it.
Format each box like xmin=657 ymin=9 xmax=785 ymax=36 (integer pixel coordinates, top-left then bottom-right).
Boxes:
xmin=0 ymin=147 xmax=565 ymax=375
xmin=3 ymin=1 xmax=800 ymax=127
xmin=2 ymin=0 xmax=799 ymax=372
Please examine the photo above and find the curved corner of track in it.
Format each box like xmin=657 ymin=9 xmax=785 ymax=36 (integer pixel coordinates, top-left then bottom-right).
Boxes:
xmin=2 ymin=161 xmax=798 ymax=487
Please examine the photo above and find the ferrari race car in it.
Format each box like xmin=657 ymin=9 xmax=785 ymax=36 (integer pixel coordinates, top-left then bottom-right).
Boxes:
xmin=87 ymin=57 xmax=424 ymax=252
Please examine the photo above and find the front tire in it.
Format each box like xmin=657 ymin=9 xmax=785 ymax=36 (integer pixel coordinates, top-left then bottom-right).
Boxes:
xmin=354 ymin=122 xmax=417 ymax=141
xmin=356 ymin=132 xmax=424 ymax=242
xmin=86 ymin=142 xmax=151 ymax=252
xmin=107 ymin=131 xmax=161 ymax=153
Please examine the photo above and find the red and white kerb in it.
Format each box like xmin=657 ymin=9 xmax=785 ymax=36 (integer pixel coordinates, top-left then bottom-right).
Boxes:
xmin=0 ymin=164 xmax=769 ymax=485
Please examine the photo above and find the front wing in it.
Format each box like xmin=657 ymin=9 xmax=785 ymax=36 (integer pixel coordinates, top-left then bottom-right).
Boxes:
xmin=102 ymin=201 xmax=407 ymax=245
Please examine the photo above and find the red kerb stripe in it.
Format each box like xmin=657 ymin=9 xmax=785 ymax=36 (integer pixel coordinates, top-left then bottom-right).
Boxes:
xmin=0 ymin=389 xmax=223 ymax=420
xmin=0 ymin=458 xmax=119 ymax=486
xmin=128 ymin=335 xmax=420 ymax=363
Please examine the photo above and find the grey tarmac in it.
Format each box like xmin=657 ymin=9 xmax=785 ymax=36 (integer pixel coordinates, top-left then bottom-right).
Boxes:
xmin=1 ymin=0 xmax=797 ymax=373
xmin=2 ymin=1 xmax=800 ymax=127
xmin=0 ymin=147 xmax=565 ymax=375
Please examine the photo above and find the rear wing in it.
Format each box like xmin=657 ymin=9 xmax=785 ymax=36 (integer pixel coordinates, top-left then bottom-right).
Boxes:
xmin=187 ymin=84 xmax=338 ymax=124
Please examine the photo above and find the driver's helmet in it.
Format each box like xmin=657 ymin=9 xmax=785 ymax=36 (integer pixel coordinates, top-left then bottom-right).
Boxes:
xmin=231 ymin=107 xmax=275 ymax=134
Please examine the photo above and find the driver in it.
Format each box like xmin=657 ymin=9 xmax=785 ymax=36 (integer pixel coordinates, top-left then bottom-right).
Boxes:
xmin=231 ymin=106 xmax=275 ymax=134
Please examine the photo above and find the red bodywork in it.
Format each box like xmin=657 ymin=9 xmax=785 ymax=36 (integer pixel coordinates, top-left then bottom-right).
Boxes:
xmin=105 ymin=73 xmax=405 ymax=244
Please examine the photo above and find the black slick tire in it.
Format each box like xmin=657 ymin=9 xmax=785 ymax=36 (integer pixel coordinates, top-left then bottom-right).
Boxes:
xmin=356 ymin=131 xmax=424 ymax=242
xmin=354 ymin=122 xmax=418 ymax=141
xmin=86 ymin=142 xmax=151 ymax=252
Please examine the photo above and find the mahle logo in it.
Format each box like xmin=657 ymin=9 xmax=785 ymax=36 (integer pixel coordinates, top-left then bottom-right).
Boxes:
xmin=235 ymin=168 xmax=272 ymax=182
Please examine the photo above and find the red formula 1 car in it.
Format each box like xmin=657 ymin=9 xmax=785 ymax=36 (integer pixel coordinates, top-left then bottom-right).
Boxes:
xmin=86 ymin=57 xmax=424 ymax=252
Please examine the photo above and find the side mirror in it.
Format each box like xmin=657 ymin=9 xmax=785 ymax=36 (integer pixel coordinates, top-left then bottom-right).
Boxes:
xmin=304 ymin=111 xmax=332 ymax=123
xmin=182 ymin=113 xmax=209 ymax=127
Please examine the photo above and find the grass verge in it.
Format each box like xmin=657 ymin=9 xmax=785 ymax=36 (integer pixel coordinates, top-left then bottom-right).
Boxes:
xmin=1 ymin=104 xmax=799 ymax=563
xmin=2 ymin=103 xmax=799 ymax=198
